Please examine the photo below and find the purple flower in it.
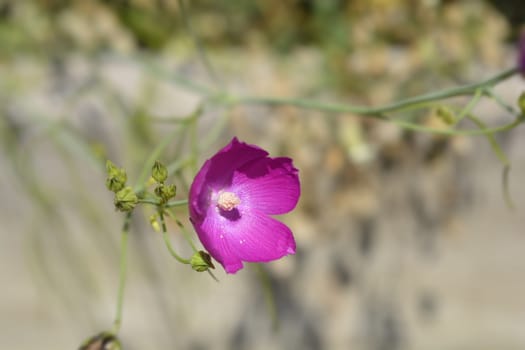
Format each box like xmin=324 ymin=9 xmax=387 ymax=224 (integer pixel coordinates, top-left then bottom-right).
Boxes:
xmin=189 ymin=138 xmax=300 ymax=274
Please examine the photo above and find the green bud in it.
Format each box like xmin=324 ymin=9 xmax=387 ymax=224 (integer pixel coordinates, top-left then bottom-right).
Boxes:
xmin=518 ymin=92 xmax=525 ymax=116
xmin=79 ymin=332 xmax=121 ymax=350
xmin=154 ymin=183 xmax=177 ymax=203
xmin=436 ymin=106 xmax=456 ymax=125
xmin=152 ymin=160 xmax=168 ymax=183
xmin=190 ymin=251 xmax=215 ymax=272
xmin=114 ymin=186 xmax=138 ymax=212
xmin=105 ymin=160 xmax=127 ymax=192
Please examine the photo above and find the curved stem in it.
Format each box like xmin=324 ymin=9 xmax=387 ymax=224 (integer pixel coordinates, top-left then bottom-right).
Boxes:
xmin=456 ymin=88 xmax=482 ymax=123
xmin=164 ymin=208 xmax=198 ymax=252
xmin=467 ymin=114 xmax=515 ymax=209
xmin=111 ymin=212 xmax=132 ymax=334
xmin=159 ymin=210 xmax=191 ymax=264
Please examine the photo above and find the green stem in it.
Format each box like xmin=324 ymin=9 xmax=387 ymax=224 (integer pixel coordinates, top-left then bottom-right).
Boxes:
xmin=168 ymin=212 xmax=198 ymax=252
xmin=138 ymin=198 xmax=188 ymax=207
xmin=166 ymin=199 xmax=189 ymax=208
xmin=456 ymin=88 xmax=482 ymax=123
xmin=483 ymin=87 xmax=519 ymax=115
xmin=176 ymin=219 xmax=198 ymax=252
xmin=111 ymin=212 xmax=132 ymax=334
xmin=467 ymin=114 xmax=515 ymax=209
xmin=226 ymin=68 xmax=518 ymax=117
xmin=139 ymin=53 xmax=213 ymax=96
xmin=134 ymin=127 xmax=182 ymax=193
xmin=177 ymin=0 xmax=221 ymax=87
xmin=467 ymin=115 xmax=510 ymax=165
xmin=159 ymin=210 xmax=191 ymax=264
xmin=388 ymin=114 xmax=523 ymax=136
xmin=190 ymin=116 xmax=199 ymax=174
xmin=165 ymin=209 xmax=219 ymax=281
xmin=255 ymin=264 xmax=279 ymax=331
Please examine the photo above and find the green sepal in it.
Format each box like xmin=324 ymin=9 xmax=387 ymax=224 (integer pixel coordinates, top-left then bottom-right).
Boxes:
xmin=79 ymin=332 xmax=121 ymax=350
xmin=114 ymin=186 xmax=138 ymax=212
xmin=436 ymin=106 xmax=456 ymax=125
xmin=105 ymin=160 xmax=127 ymax=193
xmin=154 ymin=183 xmax=176 ymax=203
xmin=152 ymin=160 xmax=168 ymax=183
xmin=190 ymin=251 xmax=215 ymax=272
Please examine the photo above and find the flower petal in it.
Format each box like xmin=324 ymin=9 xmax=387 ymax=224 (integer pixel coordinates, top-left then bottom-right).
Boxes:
xmin=189 ymin=137 xmax=268 ymax=221
xmin=202 ymin=137 xmax=268 ymax=189
xmin=192 ymin=209 xmax=245 ymax=273
xmin=232 ymin=157 xmax=300 ymax=215
xmin=226 ymin=206 xmax=296 ymax=263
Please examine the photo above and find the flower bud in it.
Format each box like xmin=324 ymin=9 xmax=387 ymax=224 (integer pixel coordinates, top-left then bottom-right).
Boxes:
xmin=114 ymin=186 xmax=138 ymax=212
xmin=149 ymin=214 xmax=161 ymax=232
xmin=106 ymin=160 xmax=127 ymax=193
xmin=79 ymin=332 xmax=121 ymax=350
xmin=190 ymin=250 xmax=215 ymax=272
xmin=152 ymin=160 xmax=168 ymax=183
xmin=436 ymin=106 xmax=456 ymax=125
xmin=518 ymin=91 xmax=525 ymax=115
xmin=154 ymin=183 xmax=177 ymax=203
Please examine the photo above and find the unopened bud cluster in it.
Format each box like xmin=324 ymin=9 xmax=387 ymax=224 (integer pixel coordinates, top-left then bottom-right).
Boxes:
xmin=106 ymin=160 xmax=127 ymax=192
xmin=152 ymin=161 xmax=176 ymax=204
xmin=106 ymin=160 xmax=137 ymax=212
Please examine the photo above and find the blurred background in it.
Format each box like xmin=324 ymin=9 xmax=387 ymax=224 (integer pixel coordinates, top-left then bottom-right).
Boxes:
xmin=1 ymin=0 xmax=524 ymax=349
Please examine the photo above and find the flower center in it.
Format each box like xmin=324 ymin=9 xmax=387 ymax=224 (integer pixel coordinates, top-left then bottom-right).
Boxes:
xmin=217 ymin=191 xmax=241 ymax=211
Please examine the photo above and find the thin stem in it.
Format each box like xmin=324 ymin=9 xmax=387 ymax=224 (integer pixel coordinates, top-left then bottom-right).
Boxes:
xmin=111 ymin=212 xmax=132 ymax=334
xmin=456 ymin=88 xmax=482 ymax=123
xmin=255 ymin=264 xmax=279 ymax=331
xmin=467 ymin=114 xmax=515 ymax=209
xmin=224 ymin=68 xmax=518 ymax=117
xmin=467 ymin=115 xmax=510 ymax=165
xmin=175 ymin=218 xmax=198 ymax=252
xmin=164 ymin=208 xmax=198 ymax=252
xmin=177 ymin=0 xmax=221 ymax=87
xmin=388 ymin=114 xmax=523 ymax=136
xmin=502 ymin=166 xmax=514 ymax=210
xmin=190 ymin=116 xmax=199 ymax=174
xmin=135 ymin=127 xmax=183 ymax=193
xmin=159 ymin=210 xmax=191 ymax=264
xmin=138 ymin=198 xmax=188 ymax=207
xmin=166 ymin=199 xmax=189 ymax=208
xmin=483 ymin=87 xmax=519 ymax=115
xmin=134 ymin=48 xmax=519 ymax=127
xmin=201 ymin=109 xmax=231 ymax=150
xmin=139 ymin=54 xmax=213 ymax=96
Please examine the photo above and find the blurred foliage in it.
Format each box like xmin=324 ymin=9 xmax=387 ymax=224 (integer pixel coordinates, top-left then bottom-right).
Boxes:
xmin=0 ymin=0 xmax=515 ymax=94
